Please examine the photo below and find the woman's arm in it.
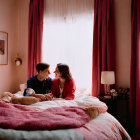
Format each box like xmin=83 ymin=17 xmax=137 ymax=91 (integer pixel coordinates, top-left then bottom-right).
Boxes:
xmin=65 ymin=79 xmax=76 ymax=100
xmin=51 ymin=79 xmax=59 ymax=98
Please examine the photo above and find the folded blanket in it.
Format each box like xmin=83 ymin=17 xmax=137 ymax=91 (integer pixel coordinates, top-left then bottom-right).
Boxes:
xmin=0 ymin=100 xmax=99 ymax=131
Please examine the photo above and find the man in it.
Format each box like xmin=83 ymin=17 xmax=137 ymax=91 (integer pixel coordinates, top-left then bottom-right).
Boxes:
xmin=24 ymin=63 xmax=52 ymax=101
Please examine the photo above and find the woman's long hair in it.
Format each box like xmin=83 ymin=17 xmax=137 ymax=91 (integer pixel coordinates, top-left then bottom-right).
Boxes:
xmin=57 ymin=63 xmax=72 ymax=81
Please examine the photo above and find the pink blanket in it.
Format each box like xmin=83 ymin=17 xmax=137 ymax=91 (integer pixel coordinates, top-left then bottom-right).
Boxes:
xmin=0 ymin=100 xmax=92 ymax=130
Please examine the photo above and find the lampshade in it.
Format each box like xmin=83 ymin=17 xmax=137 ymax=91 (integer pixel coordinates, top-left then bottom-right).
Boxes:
xmin=101 ymin=71 xmax=115 ymax=84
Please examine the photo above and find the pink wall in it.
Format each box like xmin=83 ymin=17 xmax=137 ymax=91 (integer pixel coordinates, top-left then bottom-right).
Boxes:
xmin=0 ymin=0 xmax=29 ymax=95
xmin=114 ymin=0 xmax=131 ymax=88
xmin=15 ymin=0 xmax=29 ymax=91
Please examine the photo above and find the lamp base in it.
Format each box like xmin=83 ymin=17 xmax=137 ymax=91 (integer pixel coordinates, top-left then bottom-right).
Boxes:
xmin=104 ymin=84 xmax=110 ymax=95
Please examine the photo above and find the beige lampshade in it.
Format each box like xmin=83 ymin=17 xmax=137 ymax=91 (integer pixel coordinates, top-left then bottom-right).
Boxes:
xmin=101 ymin=71 xmax=115 ymax=84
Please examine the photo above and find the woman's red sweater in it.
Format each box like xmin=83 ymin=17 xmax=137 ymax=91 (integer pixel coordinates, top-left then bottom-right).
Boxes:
xmin=51 ymin=78 xmax=76 ymax=100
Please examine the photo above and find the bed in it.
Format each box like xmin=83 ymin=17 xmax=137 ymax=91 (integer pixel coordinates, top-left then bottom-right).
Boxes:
xmin=0 ymin=89 xmax=131 ymax=140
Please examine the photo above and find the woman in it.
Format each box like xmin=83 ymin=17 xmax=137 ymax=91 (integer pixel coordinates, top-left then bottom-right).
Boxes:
xmin=51 ymin=63 xmax=76 ymax=100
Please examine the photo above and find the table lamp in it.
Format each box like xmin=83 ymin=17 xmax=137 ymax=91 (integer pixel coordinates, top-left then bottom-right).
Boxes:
xmin=101 ymin=71 xmax=115 ymax=94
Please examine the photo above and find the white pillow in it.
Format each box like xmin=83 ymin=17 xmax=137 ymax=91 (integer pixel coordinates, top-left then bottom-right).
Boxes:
xmin=19 ymin=83 xmax=27 ymax=92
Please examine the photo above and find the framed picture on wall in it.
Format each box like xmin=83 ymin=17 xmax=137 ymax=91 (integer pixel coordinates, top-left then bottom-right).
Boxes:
xmin=0 ymin=31 xmax=8 ymax=65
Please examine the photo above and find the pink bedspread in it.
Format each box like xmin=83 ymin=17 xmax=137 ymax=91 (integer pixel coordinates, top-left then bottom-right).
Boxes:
xmin=0 ymin=100 xmax=92 ymax=130
xmin=0 ymin=96 xmax=131 ymax=140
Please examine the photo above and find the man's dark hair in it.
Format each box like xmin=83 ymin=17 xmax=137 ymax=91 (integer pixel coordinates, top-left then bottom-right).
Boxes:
xmin=57 ymin=63 xmax=72 ymax=81
xmin=36 ymin=63 xmax=50 ymax=73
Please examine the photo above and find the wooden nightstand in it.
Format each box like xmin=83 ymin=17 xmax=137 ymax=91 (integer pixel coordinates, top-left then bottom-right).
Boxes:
xmin=98 ymin=88 xmax=130 ymax=134
xmin=98 ymin=95 xmax=118 ymax=117
xmin=116 ymin=90 xmax=130 ymax=134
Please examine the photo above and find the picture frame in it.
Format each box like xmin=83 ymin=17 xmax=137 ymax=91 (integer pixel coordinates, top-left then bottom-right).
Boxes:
xmin=0 ymin=31 xmax=8 ymax=65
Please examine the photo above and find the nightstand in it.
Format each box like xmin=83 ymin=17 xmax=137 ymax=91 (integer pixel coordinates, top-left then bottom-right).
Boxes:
xmin=116 ymin=90 xmax=130 ymax=134
xmin=98 ymin=88 xmax=130 ymax=134
xmin=98 ymin=95 xmax=118 ymax=117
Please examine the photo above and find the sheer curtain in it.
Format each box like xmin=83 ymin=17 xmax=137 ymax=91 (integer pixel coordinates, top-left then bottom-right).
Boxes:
xmin=42 ymin=0 xmax=94 ymax=92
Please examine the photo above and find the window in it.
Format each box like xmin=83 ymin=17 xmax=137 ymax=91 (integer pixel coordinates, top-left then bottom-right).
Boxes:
xmin=42 ymin=0 xmax=94 ymax=93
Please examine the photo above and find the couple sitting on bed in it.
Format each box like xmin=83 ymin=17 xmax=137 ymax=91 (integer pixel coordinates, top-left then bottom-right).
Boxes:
xmin=9 ymin=62 xmax=76 ymax=105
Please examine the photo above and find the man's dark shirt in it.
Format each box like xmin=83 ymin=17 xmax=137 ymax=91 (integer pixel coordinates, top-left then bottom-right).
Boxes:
xmin=27 ymin=75 xmax=52 ymax=94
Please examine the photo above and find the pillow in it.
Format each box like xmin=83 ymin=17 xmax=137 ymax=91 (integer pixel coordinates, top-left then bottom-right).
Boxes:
xmin=19 ymin=83 xmax=27 ymax=92
xmin=75 ymin=88 xmax=91 ymax=98
xmin=0 ymin=92 xmax=13 ymax=102
xmin=75 ymin=88 xmax=87 ymax=98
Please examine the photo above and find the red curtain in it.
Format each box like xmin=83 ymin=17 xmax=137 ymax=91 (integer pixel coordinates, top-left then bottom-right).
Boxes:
xmin=130 ymin=0 xmax=140 ymax=138
xmin=28 ymin=0 xmax=44 ymax=78
xmin=92 ymin=0 xmax=116 ymax=97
